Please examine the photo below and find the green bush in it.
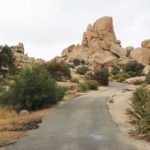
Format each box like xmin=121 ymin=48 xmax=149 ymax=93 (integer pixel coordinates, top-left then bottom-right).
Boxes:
xmin=93 ymin=68 xmax=109 ymax=86
xmin=111 ymin=66 xmax=120 ymax=75
xmin=145 ymin=72 xmax=150 ymax=84
xmin=123 ymin=61 xmax=144 ymax=77
xmin=85 ymin=80 xmax=98 ymax=90
xmin=0 ymin=45 xmax=16 ymax=77
xmin=113 ymin=72 xmax=130 ymax=82
xmin=70 ymin=78 xmax=79 ymax=83
xmin=77 ymin=82 xmax=89 ymax=92
xmin=73 ymin=58 xmax=81 ymax=66
xmin=76 ymin=66 xmax=89 ymax=75
xmin=45 ymin=61 xmax=71 ymax=81
xmin=0 ymin=64 xmax=65 ymax=110
xmin=131 ymin=87 xmax=150 ymax=139
xmin=56 ymin=86 xmax=67 ymax=101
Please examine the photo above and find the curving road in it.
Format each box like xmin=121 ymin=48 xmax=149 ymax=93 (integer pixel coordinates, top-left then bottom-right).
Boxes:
xmin=1 ymin=83 xmax=136 ymax=150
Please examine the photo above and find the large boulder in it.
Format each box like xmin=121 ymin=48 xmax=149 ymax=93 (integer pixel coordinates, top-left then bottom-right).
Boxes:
xmin=117 ymin=58 xmax=133 ymax=66
xmin=93 ymin=16 xmax=116 ymax=41
xmin=92 ymin=51 xmax=117 ymax=68
xmin=110 ymin=43 xmax=127 ymax=58
xmin=124 ymin=76 xmax=146 ymax=84
xmin=61 ymin=44 xmax=75 ymax=58
xmin=141 ymin=39 xmax=150 ymax=49
xmin=143 ymin=65 xmax=150 ymax=75
xmin=130 ymin=48 xmax=150 ymax=64
xmin=126 ymin=46 xmax=134 ymax=57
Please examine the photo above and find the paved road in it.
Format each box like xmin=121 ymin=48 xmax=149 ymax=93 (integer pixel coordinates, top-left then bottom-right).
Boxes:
xmin=1 ymin=83 xmax=136 ymax=150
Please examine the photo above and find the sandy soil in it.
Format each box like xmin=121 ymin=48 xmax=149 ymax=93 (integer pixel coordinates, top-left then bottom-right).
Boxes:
xmin=107 ymin=84 xmax=150 ymax=150
xmin=0 ymin=108 xmax=52 ymax=147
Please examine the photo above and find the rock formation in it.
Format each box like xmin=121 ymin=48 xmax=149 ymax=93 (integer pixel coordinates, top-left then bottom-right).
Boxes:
xmin=11 ymin=43 xmax=45 ymax=69
xmin=130 ymin=40 xmax=150 ymax=65
xmin=56 ymin=16 xmax=150 ymax=69
xmin=59 ymin=16 xmax=127 ymax=69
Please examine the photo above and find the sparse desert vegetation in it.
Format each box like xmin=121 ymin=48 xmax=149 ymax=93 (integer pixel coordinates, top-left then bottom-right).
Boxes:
xmin=130 ymin=87 xmax=150 ymax=141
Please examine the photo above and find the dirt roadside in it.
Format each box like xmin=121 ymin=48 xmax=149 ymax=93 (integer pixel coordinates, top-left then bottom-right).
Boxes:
xmin=107 ymin=84 xmax=150 ymax=150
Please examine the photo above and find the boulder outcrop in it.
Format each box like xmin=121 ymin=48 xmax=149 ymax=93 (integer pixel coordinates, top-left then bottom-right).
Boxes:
xmin=130 ymin=47 xmax=150 ymax=65
xmin=59 ymin=16 xmax=127 ymax=69
xmin=141 ymin=39 xmax=150 ymax=49
xmin=11 ymin=43 xmax=45 ymax=68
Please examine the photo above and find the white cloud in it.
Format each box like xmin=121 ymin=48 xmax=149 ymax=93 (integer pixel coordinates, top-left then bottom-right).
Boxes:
xmin=0 ymin=0 xmax=149 ymax=60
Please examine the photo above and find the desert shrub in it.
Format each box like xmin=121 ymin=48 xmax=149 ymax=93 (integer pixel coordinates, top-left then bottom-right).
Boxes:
xmin=111 ymin=66 xmax=120 ymax=75
xmin=131 ymin=87 xmax=150 ymax=139
xmin=0 ymin=64 xmax=65 ymax=110
xmin=56 ymin=86 xmax=67 ymax=101
xmin=77 ymin=82 xmax=89 ymax=92
xmin=73 ymin=58 xmax=81 ymax=66
xmin=145 ymin=72 xmax=150 ymax=84
xmin=70 ymin=78 xmax=79 ymax=83
xmin=133 ymin=79 xmax=145 ymax=85
xmin=113 ymin=72 xmax=130 ymax=82
xmin=45 ymin=61 xmax=71 ymax=81
xmin=76 ymin=66 xmax=89 ymax=75
xmin=93 ymin=68 xmax=109 ymax=86
xmin=84 ymin=80 xmax=98 ymax=90
xmin=123 ymin=61 xmax=144 ymax=77
xmin=72 ymin=58 xmax=85 ymax=66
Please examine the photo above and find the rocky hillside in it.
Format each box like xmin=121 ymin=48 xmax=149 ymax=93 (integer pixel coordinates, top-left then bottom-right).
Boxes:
xmin=55 ymin=16 xmax=150 ymax=69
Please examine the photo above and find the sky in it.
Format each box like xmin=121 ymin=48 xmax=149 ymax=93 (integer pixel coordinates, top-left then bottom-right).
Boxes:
xmin=0 ymin=0 xmax=150 ymax=60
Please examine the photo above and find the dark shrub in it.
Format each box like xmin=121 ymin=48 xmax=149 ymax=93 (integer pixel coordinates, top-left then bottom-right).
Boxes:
xmin=45 ymin=61 xmax=71 ymax=81
xmin=76 ymin=66 xmax=89 ymax=75
xmin=93 ymin=68 xmax=109 ymax=86
xmin=85 ymin=80 xmax=98 ymax=90
xmin=123 ymin=61 xmax=144 ymax=77
xmin=0 ymin=45 xmax=16 ymax=77
xmin=111 ymin=66 xmax=120 ymax=75
xmin=73 ymin=58 xmax=81 ymax=66
xmin=0 ymin=64 xmax=65 ymax=110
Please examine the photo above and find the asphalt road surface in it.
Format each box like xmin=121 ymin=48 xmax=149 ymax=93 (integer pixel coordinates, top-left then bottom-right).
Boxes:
xmin=1 ymin=83 xmax=136 ymax=150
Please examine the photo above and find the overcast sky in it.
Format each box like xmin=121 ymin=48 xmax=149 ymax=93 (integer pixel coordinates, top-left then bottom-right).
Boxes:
xmin=0 ymin=0 xmax=149 ymax=60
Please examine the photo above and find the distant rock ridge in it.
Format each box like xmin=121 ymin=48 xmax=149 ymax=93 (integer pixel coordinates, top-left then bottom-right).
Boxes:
xmin=55 ymin=16 xmax=150 ymax=69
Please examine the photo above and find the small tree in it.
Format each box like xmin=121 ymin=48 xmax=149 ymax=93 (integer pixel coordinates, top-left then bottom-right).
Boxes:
xmin=0 ymin=45 xmax=16 ymax=77
xmin=93 ymin=68 xmax=109 ymax=86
